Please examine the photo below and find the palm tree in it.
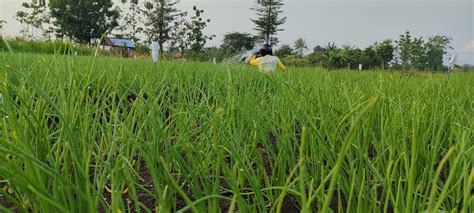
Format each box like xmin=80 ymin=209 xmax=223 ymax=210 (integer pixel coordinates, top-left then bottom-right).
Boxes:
xmin=340 ymin=45 xmax=360 ymax=69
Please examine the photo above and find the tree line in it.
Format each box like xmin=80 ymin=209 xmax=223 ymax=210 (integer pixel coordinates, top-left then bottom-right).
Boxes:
xmin=6 ymin=0 xmax=457 ymax=70
xmin=11 ymin=0 xmax=286 ymax=60
xmin=12 ymin=0 xmax=217 ymax=58
xmin=219 ymin=30 xmax=452 ymax=71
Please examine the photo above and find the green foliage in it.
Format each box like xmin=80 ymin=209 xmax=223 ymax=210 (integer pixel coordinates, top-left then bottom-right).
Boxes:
xmin=134 ymin=43 xmax=151 ymax=56
xmin=115 ymin=1 xmax=145 ymax=43
xmin=293 ymin=38 xmax=308 ymax=58
xmin=15 ymin=2 xmax=54 ymax=40
xmin=396 ymin=31 xmax=452 ymax=71
xmin=0 ymin=39 xmax=97 ymax=55
xmin=425 ymin=35 xmax=452 ymax=71
xmin=167 ymin=5 xmax=214 ymax=58
xmin=284 ymin=56 xmax=311 ymax=67
xmin=202 ymin=47 xmax=226 ymax=62
xmin=360 ymin=46 xmax=381 ymax=69
xmin=323 ymin=44 xmax=362 ymax=69
xmin=143 ymin=0 xmax=184 ymax=51
xmin=410 ymin=37 xmax=426 ymax=70
xmin=288 ymin=33 xmax=448 ymax=71
xmin=275 ymin=44 xmax=294 ymax=58
xmin=304 ymin=51 xmax=327 ymax=67
xmin=251 ymin=0 xmax=286 ymax=45
xmin=374 ymin=39 xmax=395 ymax=69
xmin=187 ymin=6 xmax=215 ymax=55
xmin=168 ymin=13 xmax=190 ymax=53
xmin=299 ymin=42 xmax=392 ymax=70
xmin=0 ymin=52 xmax=472 ymax=212
xmin=396 ymin=31 xmax=427 ymax=70
xmin=396 ymin=31 xmax=413 ymax=69
xmin=49 ymin=0 xmax=119 ymax=44
xmin=221 ymin=32 xmax=257 ymax=55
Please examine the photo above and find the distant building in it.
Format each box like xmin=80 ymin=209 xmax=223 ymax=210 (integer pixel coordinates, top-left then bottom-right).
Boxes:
xmin=104 ymin=37 xmax=135 ymax=57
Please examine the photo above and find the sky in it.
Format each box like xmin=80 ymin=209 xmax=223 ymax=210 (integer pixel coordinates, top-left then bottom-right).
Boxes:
xmin=1 ymin=0 xmax=473 ymax=64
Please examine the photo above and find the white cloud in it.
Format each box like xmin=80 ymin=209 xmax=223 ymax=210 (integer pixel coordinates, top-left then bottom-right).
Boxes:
xmin=463 ymin=41 xmax=474 ymax=53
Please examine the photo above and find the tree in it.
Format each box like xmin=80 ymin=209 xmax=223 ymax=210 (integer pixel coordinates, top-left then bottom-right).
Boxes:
xmin=396 ymin=31 xmax=413 ymax=69
xmin=410 ymin=37 xmax=426 ymax=70
xmin=15 ymin=2 xmax=54 ymax=40
xmin=169 ymin=13 xmax=190 ymax=53
xmin=304 ymin=45 xmax=327 ymax=67
xmin=221 ymin=32 xmax=257 ymax=55
xmin=115 ymin=0 xmax=144 ymax=43
xmin=425 ymin=35 xmax=452 ymax=71
xmin=251 ymin=0 xmax=286 ymax=45
xmin=313 ymin=45 xmax=326 ymax=53
xmin=323 ymin=43 xmax=363 ymax=69
xmin=374 ymin=39 xmax=394 ymax=69
xmin=186 ymin=6 xmax=215 ymax=54
xmin=324 ymin=42 xmax=340 ymax=69
xmin=395 ymin=31 xmax=453 ymax=71
xmin=362 ymin=46 xmax=381 ymax=69
xmin=143 ymin=0 xmax=184 ymax=51
xmin=294 ymin=37 xmax=308 ymax=57
xmin=49 ymin=0 xmax=119 ymax=44
xmin=274 ymin=44 xmax=293 ymax=58
xmin=396 ymin=31 xmax=426 ymax=70
xmin=304 ymin=52 xmax=328 ymax=67
xmin=167 ymin=5 xmax=214 ymax=57
xmin=340 ymin=45 xmax=362 ymax=69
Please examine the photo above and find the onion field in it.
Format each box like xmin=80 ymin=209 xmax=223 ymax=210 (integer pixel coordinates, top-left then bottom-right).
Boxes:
xmin=0 ymin=53 xmax=472 ymax=212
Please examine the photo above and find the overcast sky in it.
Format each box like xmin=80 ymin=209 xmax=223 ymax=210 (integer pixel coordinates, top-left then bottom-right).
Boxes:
xmin=1 ymin=0 xmax=473 ymax=64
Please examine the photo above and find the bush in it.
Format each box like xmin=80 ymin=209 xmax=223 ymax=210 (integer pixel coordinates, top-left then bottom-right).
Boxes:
xmin=283 ymin=55 xmax=311 ymax=67
xmin=304 ymin=52 xmax=327 ymax=67
xmin=134 ymin=43 xmax=151 ymax=56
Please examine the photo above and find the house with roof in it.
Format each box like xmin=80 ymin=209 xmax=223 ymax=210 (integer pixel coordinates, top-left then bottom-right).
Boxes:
xmin=104 ymin=37 xmax=135 ymax=57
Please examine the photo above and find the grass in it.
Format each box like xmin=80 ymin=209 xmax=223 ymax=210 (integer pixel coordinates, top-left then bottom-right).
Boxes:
xmin=0 ymin=38 xmax=101 ymax=56
xmin=0 ymin=52 xmax=472 ymax=212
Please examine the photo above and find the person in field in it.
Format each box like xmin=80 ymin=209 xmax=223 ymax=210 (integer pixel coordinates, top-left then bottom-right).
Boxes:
xmin=249 ymin=44 xmax=286 ymax=72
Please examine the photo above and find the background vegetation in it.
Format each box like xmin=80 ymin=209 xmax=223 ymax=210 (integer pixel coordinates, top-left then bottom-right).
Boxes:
xmin=6 ymin=0 xmax=465 ymax=71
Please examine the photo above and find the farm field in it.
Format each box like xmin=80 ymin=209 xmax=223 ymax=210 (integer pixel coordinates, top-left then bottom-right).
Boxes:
xmin=0 ymin=52 xmax=472 ymax=212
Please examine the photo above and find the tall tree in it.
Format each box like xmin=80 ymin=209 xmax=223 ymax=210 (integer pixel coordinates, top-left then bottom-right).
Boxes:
xmin=425 ymin=35 xmax=452 ymax=71
xmin=143 ymin=0 xmax=184 ymax=51
xmin=410 ymin=37 xmax=426 ymax=70
xmin=221 ymin=32 xmax=257 ymax=55
xmin=294 ymin=37 xmax=308 ymax=57
xmin=49 ymin=0 xmax=119 ymax=44
xmin=167 ymin=5 xmax=214 ymax=56
xmin=115 ymin=0 xmax=144 ymax=43
xmin=251 ymin=0 xmax=286 ymax=45
xmin=186 ymin=6 xmax=215 ymax=54
xmin=324 ymin=42 xmax=339 ymax=69
xmin=15 ymin=2 xmax=54 ymax=40
xmin=169 ymin=13 xmax=190 ymax=53
xmin=362 ymin=46 xmax=381 ymax=69
xmin=396 ymin=31 xmax=413 ymax=69
xmin=374 ymin=39 xmax=395 ymax=69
